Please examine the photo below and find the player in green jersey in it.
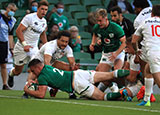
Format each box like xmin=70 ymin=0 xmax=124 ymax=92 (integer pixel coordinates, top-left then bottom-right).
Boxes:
xmin=89 ymin=8 xmax=126 ymax=92
xmin=24 ymin=59 xmax=130 ymax=100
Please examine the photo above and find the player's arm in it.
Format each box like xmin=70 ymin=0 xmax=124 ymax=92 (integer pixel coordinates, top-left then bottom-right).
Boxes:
xmin=16 ymin=23 xmax=32 ymax=52
xmin=67 ymin=57 xmax=79 ymax=70
xmin=24 ymin=84 xmax=47 ymax=99
xmin=44 ymin=54 xmax=52 ymax=65
xmin=89 ymin=33 xmax=98 ymax=51
xmin=40 ymin=29 xmax=48 ymax=44
xmin=115 ymin=36 xmax=126 ymax=56
xmin=131 ymin=35 xmax=141 ymax=53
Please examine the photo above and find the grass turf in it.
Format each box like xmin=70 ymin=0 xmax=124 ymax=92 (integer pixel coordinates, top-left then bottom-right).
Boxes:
xmin=0 ymin=90 xmax=160 ymax=115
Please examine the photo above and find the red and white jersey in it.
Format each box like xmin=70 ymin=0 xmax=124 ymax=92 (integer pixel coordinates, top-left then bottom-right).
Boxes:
xmin=135 ymin=17 xmax=160 ymax=51
xmin=134 ymin=7 xmax=152 ymax=30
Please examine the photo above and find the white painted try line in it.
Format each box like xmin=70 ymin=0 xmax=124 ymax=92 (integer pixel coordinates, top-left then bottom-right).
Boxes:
xmin=0 ymin=95 xmax=160 ymax=113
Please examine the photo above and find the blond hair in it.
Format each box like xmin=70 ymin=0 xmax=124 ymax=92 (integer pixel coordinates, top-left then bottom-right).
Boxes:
xmin=95 ymin=8 xmax=107 ymax=18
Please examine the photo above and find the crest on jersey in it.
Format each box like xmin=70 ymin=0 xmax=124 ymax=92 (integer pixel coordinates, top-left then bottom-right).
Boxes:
xmin=109 ymin=33 xmax=114 ymax=38
xmin=58 ymin=22 xmax=63 ymax=27
xmin=63 ymin=20 xmax=66 ymax=23
xmin=42 ymin=23 xmax=45 ymax=27
xmin=104 ymin=38 xmax=110 ymax=44
xmin=97 ymin=34 xmax=102 ymax=38
xmin=34 ymin=22 xmax=38 ymax=25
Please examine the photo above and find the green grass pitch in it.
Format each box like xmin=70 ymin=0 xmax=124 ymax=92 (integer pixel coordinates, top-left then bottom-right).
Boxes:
xmin=0 ymin=90 xmax=160 ymax=115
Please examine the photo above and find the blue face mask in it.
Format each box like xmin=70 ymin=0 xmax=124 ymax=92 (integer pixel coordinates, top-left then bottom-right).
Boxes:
xmin=31 ymin=6 xmax=37 ymax=12
xmin=57 ymin=8 xmax=64 ymax=14
xmin=8 ymin=11 xmax=15 ymax=17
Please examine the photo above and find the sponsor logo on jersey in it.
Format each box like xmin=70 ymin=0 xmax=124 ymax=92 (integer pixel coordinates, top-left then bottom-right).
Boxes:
xmin=42 ymin=23 xmax=45 ymax=27
xmin=142 ymin=9 xmax=152 ymax=16
xmin=104 ymin=38 xmax=110 ymax=44
xmin=34 ymin=22 xmax=38 ymax=25
xmin=109 ymin=33 xmax=114 ymax=38
xmin=58 ymin=22 xmax=63 ymax=27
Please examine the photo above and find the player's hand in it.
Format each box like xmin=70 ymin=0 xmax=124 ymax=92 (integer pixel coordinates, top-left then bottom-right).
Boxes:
xmin=89 ymin=44 xmax=95 ymax=51
xmin=51 ymin=7 xmax=56 ymax=13
xmin=97 ymin=39 xmax=101 ymax=45
xmin=24 ymin=45 xmax=33 ymax=52
xmin=134 ymin=50 xmax=141 ymax=64
xmin=109 ymin=52 xmax=117 ymax=62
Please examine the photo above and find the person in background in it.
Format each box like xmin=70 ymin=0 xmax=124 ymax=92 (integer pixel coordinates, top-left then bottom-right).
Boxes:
xmin=46 ymin=2 xmax=70 ymax=31
xmin=47 ymin=23 xmax=59 ymax=41
xmin=107 ymin=0 xmax=134 ymax=14
xmin=26 ymin=0 xmax=38 ymax=14
xmin=110 ymin=6 xmax=134 ymax=38
xmin=69 ymin=26 xmax=83 ymax=52
xmin=0 ymin=3 xmax=17 ymax=90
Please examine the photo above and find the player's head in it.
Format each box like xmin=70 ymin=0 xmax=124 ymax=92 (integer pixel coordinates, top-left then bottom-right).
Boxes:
xmin=70 ymin=26 xmax=79 ymax=39
xmin=133 ymin=0 xmax=149 ymax=15
xmin=55 ymin=2 xmax=64 ymax=14
xmin=28 ymin=59 xmax=44 ymax=76
xmin=37 ymin=0 xmax=49 ymax=18
xmin=57 ymin=30 xmax=71 ymax=49
xmin=152 ymin=5 xmax=160 ymax=17
xmin=110 ymin=6 xmax=122 ymax=23
xmin=6 ymin=3 xmax=17 ymax=17
xmin=95 ymin=8 xmax=108 ymax=28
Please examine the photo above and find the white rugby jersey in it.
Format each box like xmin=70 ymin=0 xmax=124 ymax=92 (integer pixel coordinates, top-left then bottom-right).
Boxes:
xmin=35 ymin=40 xmax=73 ymax=62
xmin=17 ymin=12 xmax=47 ymax=47
xmin=134 ymin=7 xmax=152 ymax=29
xmin=135 ymin=17 xmax=160 ymax=51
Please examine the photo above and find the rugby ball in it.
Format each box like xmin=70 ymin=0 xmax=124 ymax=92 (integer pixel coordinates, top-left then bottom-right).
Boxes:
xmin=28 ymin=83 xmax=38 ymax=91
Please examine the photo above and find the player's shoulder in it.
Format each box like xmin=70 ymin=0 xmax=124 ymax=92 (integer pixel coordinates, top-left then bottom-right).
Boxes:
xmin=93 ymin=24 xmax=99 ymax=31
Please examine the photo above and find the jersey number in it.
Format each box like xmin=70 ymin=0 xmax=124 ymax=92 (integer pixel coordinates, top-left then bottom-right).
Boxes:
xmin=53 ymin=68 xmax=64 ymax=76
xmin=151 ymin=25 xmax=160 ymax=37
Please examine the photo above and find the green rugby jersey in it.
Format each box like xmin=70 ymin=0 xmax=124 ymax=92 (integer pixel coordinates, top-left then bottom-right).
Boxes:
xmin=38 ymin=65 xmax=73 ymax=93
xmin=93 ymin=21 xmax=125 ymax=53
xmin=48 ymin=13 xmax=70 ymax=31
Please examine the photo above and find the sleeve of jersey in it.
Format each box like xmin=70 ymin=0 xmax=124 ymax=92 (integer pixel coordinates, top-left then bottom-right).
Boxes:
xmin=92 ymin=24 xmax=98 ymax=34
xmin=44 ymin=45 xmax=55 ymax=56
xmin=115 ymin=24 xmax=125 ymax=39
xmin=21 ymin=14 xmax=31 ymax=28
xmin=38 ymin=75 xmax=48 ymax=86
xmin=66 ymin=46 xmax=74 ymax=57
xmin=134 ymin=22 xmax=144 ymax=37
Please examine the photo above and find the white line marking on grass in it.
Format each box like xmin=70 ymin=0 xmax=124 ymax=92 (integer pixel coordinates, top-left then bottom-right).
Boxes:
xmin=1 ymin=95 xmax=160 ymax=113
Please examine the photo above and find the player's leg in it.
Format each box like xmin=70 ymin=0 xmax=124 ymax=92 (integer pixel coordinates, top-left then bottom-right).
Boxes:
xmin=8 ymin=64 xmax=24 ymax=87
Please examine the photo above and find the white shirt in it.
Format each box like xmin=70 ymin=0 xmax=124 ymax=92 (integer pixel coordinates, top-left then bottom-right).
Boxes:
xmin=16 ymin=12 xmax=47 ymax=47
xmin=35 ymin=40 xmax=73 ymax=62
xmin=134 ymin=7 xmax=152 ymax=30
xmin=135 ymin=17 xmax=160 ymax=51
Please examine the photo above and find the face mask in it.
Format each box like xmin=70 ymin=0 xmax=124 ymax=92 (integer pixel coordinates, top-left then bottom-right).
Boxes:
xmin=8 ymin=11 xmax=15 ymax=17
xmin=31 ymin=6 xmax=37 ymax=12
xmin=57 ymin=8 xmax=64 ymax=14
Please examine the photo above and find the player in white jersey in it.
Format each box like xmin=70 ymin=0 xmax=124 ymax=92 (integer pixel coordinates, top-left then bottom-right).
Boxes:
xmin=133 ymin=0 xmax=152 ymax=30
xmin=132 ymin=5 xmax=160 ymax=106
xmin=8 ymin=0 xmax=49 ymax=88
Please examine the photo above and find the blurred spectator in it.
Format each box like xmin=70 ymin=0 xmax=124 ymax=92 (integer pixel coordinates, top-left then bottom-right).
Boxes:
xmin=47 ymin=2 xmax=70 ymax=31
xmin=110 ymin=6 xmax=134 ymax=38
xmin=69 ymin=26 xmax=82 ymax=52
xmin=47 ymin=23 xmax=59 ymax=41
xmin=87 ymin=11 xmax=97 ymax=33
xmin=0 ymin=3 xmax=17 ymax=90
xmin=107 ymin=0 xmax=134 ymax=14
xmin=26 ymin=0 xmax=38 ymax=14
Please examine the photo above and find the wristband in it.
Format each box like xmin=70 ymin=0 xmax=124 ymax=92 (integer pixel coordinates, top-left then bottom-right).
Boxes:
xmin=22 ymin=41 xmax=28 ymax=47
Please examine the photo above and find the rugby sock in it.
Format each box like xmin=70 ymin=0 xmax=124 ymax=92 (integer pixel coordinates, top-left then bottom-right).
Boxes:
xmin=97 ymin=82 xmax=107 ymax=92
xmin=144 ymin=78 xmax=154 ymax=102
xmin=9 ymin=68 xmax=15 ymax=77
xmin=109 ymin=82 xmax=119 ymax=92
xmin=104 ymin=92 xmax=121 ymax=100
xmin=114 ymin=70 xmax=118 ymax=78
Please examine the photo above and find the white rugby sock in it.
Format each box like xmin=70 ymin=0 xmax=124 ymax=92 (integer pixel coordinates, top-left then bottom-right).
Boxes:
xmin=9 ymin=68 xmax=15 ymax=77
xmin=144 ymin=78 xmax=154 ymax=101
xmin=113 ymin=70 xmax=118 ymax=78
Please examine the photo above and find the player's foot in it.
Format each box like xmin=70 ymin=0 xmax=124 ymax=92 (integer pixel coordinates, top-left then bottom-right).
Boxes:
xmin=8 ymin=74 xmax=14 ymax=87
xmin=49 ymin=88 xmax=58 ymax=97
xmin=122 ymin=89 xmax=132 ymax=101
xmin=137 ymin=86 xmax=145 ymax=101
xmin=69 ymin=93 xmax=77 ymax=99
xmin=116 ymin=69 xmax=130 ymax=78
xmin=150 ymin=94 xmax=156 ymax=102
xmin=137 ymin=100 xmax=151 ymax=106
xmin=22 ymin=92 xmax=29 ymax=99
xmin=2 ymin=85 xmax=10 ymax=90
